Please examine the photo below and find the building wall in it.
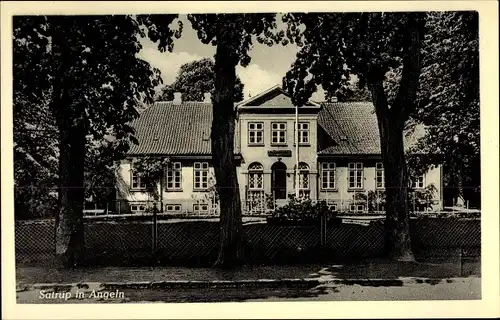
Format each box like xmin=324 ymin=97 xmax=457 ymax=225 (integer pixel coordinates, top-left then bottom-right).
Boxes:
xmin=238 ymin=112 xmax=319 ymax=200
xmin=317 ymin=159 xmax=443 ymax=211
xmin=117 ymin=158 xmax=248 ymax=214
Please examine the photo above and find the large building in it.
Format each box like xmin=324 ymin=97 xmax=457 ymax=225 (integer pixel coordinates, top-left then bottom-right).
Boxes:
xmin=115 ymin=85 xmax=443 ymax=215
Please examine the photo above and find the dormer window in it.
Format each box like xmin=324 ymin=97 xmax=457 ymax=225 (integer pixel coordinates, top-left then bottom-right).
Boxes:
xmin=271 ymin=122 xmax=287 ymax=145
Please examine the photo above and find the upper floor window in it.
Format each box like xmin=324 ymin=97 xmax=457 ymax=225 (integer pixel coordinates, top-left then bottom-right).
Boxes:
xmin=194 ymin=162 xmax=209 ymax=190
xmin=375 ymin=162 xmax=384 ymax=189
xmin=321 ymin=162 xmax=336 ymax=190
xmin=411 ymin=173 xmax=425 ymax=189
xmin=297 ymin=122 xmax=310 ymax=144
xmin=248 ymin=162 xmax=263 ymax=190
xmin=348 ymin=162 xmax=364 ymax=189
xmin=248 ymin=122 xmax=264 ymax=145
xmin=166 ymin=162 xmax=182 ymax=190
xmin=271 ymin=122 xmax=287 ymax=144
xmin=131 ymin=165 xmax=146 ymax=190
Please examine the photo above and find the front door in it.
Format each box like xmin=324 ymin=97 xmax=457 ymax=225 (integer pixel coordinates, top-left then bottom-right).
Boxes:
xmin=271 ymin=162 xmax=287 ymax=200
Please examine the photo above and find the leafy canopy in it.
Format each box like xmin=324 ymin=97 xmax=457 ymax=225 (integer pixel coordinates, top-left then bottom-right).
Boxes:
xmin=281 ymin=12 xmax=426 ymax=117
xmin=156 ymin=58 xmax=245 ymax=102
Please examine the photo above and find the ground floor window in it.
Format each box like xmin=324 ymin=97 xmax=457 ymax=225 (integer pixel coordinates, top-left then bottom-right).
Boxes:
xmin=321 ymin=162 xmax=336 ymax=190
xmin=193 ymin=203 xmax=209 ymax=213
xmin=194 ymin=162 xmax=209 ymax=190
xmin=375 ymin=162 xmax=384 ymax=189
xmin=297 ymin=162 xmax=310 ymax=198
xmin=130 ymin=203 xmax=147 ymax=213
xmin=165 ymin=204 xmax=182 ymax=212
xmin=411 ymin=173 xmax=425 ymax=189
xmin=350 ymin=203 xmax=365 ymax=213
xmin=348 ymin=162 xmax=364 ymax=189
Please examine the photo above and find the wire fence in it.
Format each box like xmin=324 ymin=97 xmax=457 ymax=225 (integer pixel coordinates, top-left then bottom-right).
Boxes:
xmin=15 ymin=210 xmax=481 ymax=268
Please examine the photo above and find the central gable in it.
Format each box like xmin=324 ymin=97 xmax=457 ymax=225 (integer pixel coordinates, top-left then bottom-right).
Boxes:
xmin=237 ymin=85 xmax=320 ymax=111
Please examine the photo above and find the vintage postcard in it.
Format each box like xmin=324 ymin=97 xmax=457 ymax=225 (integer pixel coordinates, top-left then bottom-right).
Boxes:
xmin=1 ymin=1 xmax=498 ymax=319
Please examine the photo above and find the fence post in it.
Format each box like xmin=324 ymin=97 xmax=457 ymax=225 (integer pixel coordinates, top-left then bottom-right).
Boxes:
xmin=320 ymin=210 xmax=326 ymax=247
xmin=413 ymin=192 xmax=416 ymax=214
xmin=152 ymin=202 xmax=158 ymax=256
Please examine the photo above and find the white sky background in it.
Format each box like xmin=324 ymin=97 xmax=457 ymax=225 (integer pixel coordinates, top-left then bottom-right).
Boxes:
xmin=136 ymin=15 xmax=326 ymax=101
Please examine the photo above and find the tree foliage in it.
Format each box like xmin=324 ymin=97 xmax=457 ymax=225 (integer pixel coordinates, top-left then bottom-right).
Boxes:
xmin=408 ymin=11 xmax=479 ymax=207
xmin=156 ymin=58 xmax=245 ymax=102
xmin=281 ymin=12 xmax=427 ymax=261
xmin=13 ymin=15 xmax=179 ymax=267
xmin=336 ymin=78 xmax=372 ymax=102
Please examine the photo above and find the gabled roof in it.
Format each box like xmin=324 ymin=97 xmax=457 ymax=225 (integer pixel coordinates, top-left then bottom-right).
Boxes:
xmin=237 ymin=84 xmax=320 ymax=110
xmin=127 ymin=94 xmax=424 ymax=157
xmin=317 ymin=102 xmax=425 ymax=155
xmin=127 ymin=102 xmax=240 ymax=156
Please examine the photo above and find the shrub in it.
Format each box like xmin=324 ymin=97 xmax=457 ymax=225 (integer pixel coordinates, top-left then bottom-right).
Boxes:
xmin=268 ymin=196 xmax=337 ymax=224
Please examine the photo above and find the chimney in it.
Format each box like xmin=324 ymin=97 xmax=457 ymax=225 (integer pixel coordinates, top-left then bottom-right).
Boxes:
xmin=203 ymin=92 xmax=211 ymax=103
xmin=173 ymin=92 xmax=182 ymax=105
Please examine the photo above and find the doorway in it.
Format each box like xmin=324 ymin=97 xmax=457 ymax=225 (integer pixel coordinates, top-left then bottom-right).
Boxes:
xmin=271 ymin=162 xmax=287 ymax=200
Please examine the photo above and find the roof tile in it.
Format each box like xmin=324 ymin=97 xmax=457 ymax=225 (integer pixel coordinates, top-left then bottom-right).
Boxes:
xmin=127 ymin=101 xmax=424 ymax=156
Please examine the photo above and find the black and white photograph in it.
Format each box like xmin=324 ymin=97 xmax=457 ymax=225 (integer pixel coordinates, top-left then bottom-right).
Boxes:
xmin=1 ymin=1 xmax=498 ymax=319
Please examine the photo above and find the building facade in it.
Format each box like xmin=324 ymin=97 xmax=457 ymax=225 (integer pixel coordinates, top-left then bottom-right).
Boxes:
xmin=115 ymin=85 xmax=443 ymax=215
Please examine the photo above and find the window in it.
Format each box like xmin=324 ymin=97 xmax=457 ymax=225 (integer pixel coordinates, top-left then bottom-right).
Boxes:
xmin=166 ymin=162 xmax=182 ymax=190
xmin=248 ymin=122 xmax=264 ymax=145
xmin=321 ymin=162 xmax=336 ymax=190
xmin=131 ymin=167 xmax=146 ymax=190
xmin=297 ymin=162 xmax=310 ymax=198
xmin=130 ymin=203 xmax=147 ymax=213
xmin=328 ymin=203 xmax=338 ymax=212
xmin=411 ymin=173 xmax=425 ymax=189
xmin=297 ymin=163 xmax=310 ymax=190
xmin=348 ymin=162 xmax=364 ymax=189
xmin=165 ymin=204 xmax=182 ymax=212
xmin=350 ymin=204 xmax=365 ymax=213
xmin=193 ymin=203 xmax=209 ymax=213
xmin=194 ymin=162 xmax=209 ymax=190
xmin=295 ymin=122 xmax=310 ymax=144
xmin=248 ymin=162 xmax=264 ymax=190
xmin=271 ymin=122 xmax=287 ymax=144
xmin=376 ymin=162 xmax=384 ymax=189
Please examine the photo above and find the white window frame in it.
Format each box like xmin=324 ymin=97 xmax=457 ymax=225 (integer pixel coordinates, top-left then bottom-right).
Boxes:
xmin=130 ymin=166 xmax=146 ymax=190
xmin=166 ymin=162 xmax=182 ymax=191
xmin=350 ymin=203 xmax=365 ymax=213
xmin=297 ymin=163 xmax=310 ymax=190
xmin=321 ymin=162 xmax=336 ymax=190
xmin=375 ymin=162 xmax=385 ymax=189
xmin=411 ymin=173 xmax=425 ymax=189
xmin=271 ymin=122 xmax=287 ymax=145
xmin=348 ymin=162 xmax=364 ymax=189
xmin=248 ymin=122 xmax=264 ymax=145
xmin=193 ymin=203 xmax=209 ymax=213
xmin=294 ymin=121 xmax=310 ymax=145
xmin=165 ymin=204 xmax=182 ymax=212
xmin=193 ymin=162 xmax=209 ymax=190
xmin=248 ymin=162 xmax=264 ymax=190
xmin=130 ymin=203 xmax=147 ymax=213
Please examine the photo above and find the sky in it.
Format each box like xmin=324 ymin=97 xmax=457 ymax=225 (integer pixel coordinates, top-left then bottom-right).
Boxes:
xmin=136 ymin=15 xmax=325 ymax=101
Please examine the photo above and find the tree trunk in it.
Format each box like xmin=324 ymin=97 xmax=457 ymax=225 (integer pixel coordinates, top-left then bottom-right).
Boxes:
xmin=55 ymin=125 xmax=86 ymax=268
xmin=455 ymin=168 xmax=465 ymax=207
xmin=369 ymin=79 xmax=415 ymax=262
xmin=212 ymin=29 xmax=243 ymax=268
